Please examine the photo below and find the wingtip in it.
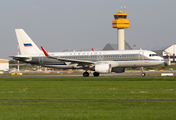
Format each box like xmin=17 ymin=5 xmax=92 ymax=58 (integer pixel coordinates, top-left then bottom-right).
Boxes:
xmin=41 ymin=46 xmax=49 ymax=56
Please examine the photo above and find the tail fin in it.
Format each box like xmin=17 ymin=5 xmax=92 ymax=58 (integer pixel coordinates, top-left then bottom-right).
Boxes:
xmin=15 ymin=29 xmax=42 ymax=55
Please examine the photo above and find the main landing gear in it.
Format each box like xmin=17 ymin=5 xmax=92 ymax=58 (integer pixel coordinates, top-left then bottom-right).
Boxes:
xmin=83 ymin=71 xmax=100 ymax=77
xmin=141 ymin=67 xmax=146 ymax=77
xmin=93 ymin=72 xmax=99 ymax=77
xmin=83 ymin=72 xmax=89 ymax=77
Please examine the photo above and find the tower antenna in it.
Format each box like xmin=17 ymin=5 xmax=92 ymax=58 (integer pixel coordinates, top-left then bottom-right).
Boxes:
xmin=121 ymin=4 xmax=123 ymax=12
xmin=124 ymin=4 xmax=126 ymax=13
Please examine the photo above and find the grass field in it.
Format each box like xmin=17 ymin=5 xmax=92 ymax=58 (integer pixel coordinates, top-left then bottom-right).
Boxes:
xmin=0 ymin=77 xmax=176 ymax=120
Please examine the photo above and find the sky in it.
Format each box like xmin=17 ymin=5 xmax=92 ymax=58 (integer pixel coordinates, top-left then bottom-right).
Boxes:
xmin=0 ymin=0 xmax=176 ymax=60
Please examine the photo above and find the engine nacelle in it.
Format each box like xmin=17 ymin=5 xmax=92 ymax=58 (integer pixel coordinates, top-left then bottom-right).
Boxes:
xmin=112 ymin=67 xmax=126 ymax=73
xmin=95 ymin=63 xmax=111 ymax=73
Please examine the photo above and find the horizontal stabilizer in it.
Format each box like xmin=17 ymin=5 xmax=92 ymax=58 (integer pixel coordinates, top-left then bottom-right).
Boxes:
xmin=9 ymin=55 xmax=32 ymax=62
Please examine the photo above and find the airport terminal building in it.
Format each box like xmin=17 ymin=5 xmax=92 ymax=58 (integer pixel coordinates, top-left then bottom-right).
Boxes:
xmin=103 ymin=41 xmax=132 ymax=50
xmin=0 ymin=59 xmax=9 ymax=71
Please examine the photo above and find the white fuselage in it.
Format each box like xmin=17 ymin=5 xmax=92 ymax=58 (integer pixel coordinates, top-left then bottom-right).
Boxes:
xmin=14 ymin=50 xmax=164 ymax=70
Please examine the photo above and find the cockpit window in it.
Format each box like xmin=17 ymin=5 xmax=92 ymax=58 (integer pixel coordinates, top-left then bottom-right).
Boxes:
xmin=149 ymin=54 xmax=158 ymax=57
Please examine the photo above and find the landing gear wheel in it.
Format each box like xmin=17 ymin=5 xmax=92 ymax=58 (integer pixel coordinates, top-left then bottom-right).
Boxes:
xmin=93 ymin=72 xmax=99 ymax=77
xmin=83 ymin=72 xmax=89 ymax=77
xmin=141 ymin=73 xmax=146 ymax=77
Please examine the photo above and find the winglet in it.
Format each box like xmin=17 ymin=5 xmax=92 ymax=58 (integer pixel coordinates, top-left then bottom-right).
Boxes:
xmin=41 ymin=46 xmax=49 ymax=56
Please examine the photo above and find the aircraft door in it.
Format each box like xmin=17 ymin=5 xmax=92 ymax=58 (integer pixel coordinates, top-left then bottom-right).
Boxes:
xmin=97 ymin=52 xmax=104 ymax=61
xmin=97 ymin=55 xmax=104 ymax=60
xmin=138 ymin=51 xmax=144 ymax=61
xmin=97 ymin=55 xmax=100 ymax=60
xmin=39 ymin=54 xmax=44 ymax=64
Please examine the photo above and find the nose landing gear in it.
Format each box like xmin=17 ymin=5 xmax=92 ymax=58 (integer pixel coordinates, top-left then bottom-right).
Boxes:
xmin=141 ymin=72 xmax=146 ymax=77
xmin=141 ymin=67 xmax=146 ymax=77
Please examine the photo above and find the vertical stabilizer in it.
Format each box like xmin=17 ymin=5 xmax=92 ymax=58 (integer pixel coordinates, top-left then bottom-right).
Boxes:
xmin=15 ymin=29 xmax=42 ymax=55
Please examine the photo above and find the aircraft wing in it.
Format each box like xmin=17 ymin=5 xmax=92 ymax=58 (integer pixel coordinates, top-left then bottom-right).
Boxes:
xmin=41 ymin=46 xmax=96 ymax=65
xmin=54 ymin=57 xmax=95 ymax=65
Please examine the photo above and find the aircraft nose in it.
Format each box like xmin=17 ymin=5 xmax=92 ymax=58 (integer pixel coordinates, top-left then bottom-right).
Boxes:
xmin=161 ymin=57 xmax=164 ymax=61
xmin=160 ymin=57 xmax=164 ymax=63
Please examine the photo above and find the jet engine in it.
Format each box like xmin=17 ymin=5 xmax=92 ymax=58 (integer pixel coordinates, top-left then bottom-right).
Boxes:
xmin=94 ymin=63 xmax=111 ymax=73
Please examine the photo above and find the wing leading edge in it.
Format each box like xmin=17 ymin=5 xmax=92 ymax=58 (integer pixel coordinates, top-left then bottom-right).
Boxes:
xmin=40 ymin=46 xmax=96 ymax=66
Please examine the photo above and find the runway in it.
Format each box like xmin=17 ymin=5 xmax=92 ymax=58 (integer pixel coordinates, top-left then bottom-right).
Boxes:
xmin=0 ymin=71 xmax=175 ymax=78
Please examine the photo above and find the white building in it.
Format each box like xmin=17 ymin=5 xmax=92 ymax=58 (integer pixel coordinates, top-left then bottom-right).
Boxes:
xmin=0 ymin=59 xmax=9 ymax=71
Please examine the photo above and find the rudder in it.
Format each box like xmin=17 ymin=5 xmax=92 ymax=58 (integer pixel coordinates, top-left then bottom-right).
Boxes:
xmin=15 ymin=29 xmax=42 ymax=55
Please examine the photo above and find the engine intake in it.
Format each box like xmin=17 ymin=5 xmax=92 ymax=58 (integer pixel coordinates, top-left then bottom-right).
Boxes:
xmin=95 ymin=63 xmax=111 ymax=73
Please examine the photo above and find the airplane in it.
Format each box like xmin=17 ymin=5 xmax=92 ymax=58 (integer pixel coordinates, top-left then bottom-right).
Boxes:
xmin=11 ymin=29 xmax=164 ymax=77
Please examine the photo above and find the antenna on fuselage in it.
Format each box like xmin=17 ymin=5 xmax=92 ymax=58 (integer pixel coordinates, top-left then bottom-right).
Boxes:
xmin=62 ymin=49 xmax=68 ymax=52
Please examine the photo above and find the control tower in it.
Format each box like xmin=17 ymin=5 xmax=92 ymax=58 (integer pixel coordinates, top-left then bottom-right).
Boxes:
xmin=112 ymin=7 xmax=129 ymax=50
